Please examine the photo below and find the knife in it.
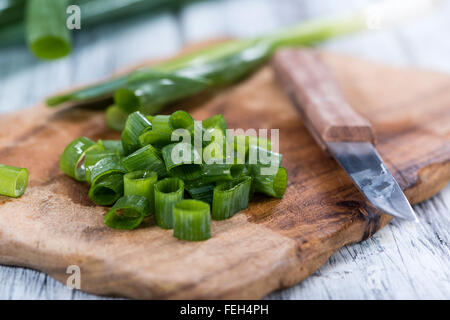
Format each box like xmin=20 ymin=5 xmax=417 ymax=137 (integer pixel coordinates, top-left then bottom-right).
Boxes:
xmin=272 ymin=49 xmax=418 ymax=221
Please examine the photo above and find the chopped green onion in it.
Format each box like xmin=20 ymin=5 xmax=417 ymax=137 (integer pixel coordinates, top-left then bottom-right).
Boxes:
xmin=101 ymin=140 xmax=124 ymax=156
xmin=88 ymin=173 xmax=124 ymax=206
xmin=121 ymin=145 xmax=167 ymax=178
xmin=87 ymin=155 xmax=126 ymax=185
xmin=169 ymin=110 xmax=194 ymax=131
xmin=247 ymin=145 xmax=283 ymax=175
xmin=202 ymin=164 xmax=244 ymax=183
xmin=84 ymin=151 xmax=117 ymax=183
xmin=0 ymin=165 xmax=29 ymax=198
xmin=202 ymin=114 xmax=228 ymax=134
xmin=25 ymin=0 xmax=71 ymax=60
xmin=124 ymin=170 xmax=158 ymax=215
xmin=212 ymin=176 xmax=252 ymax=220
xmin=251 ymin=166 xmax=287 ymax=199
xmin=59 ymin=137 xmax=103 ymax=181
xmin=185 ymin=180 xmax=215 ymax=204
xmin=104 ymin=195 xmax=149 ymax=230
xmin=233 ymin=135 xmax=272 ymax=160
xmin=154 ymin=178 xmax=184 ymax=229
xmin=173 ymin=200 xmax=211 ymax=241
xmin=162 ymin=143 xmax=202 ymax=181
xmin=106 ymin=105 xmax=128 ymax=132
xmin=121 ymin=111 xmax=152 ymax=155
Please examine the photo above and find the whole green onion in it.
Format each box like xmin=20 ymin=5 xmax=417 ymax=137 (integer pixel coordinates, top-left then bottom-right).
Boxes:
xmin=121 ymin=144 xmax=167 ymax=178
xmin=212 ymin=176 xmax=252 ymax=220
xmin=0 ymin=164 xmax=29 ymax=198
xmin=154 ymin=178 xmax=184 ymax=229
xmin=173 ymin=200 xmax=211 ymax=241
xmin=59 ymin=137 xmax=103 ymax=181
xmin=162 ymin=143 xmax=203 ymax=181
xmin=124 ymin=170 xmax=158 ymax=215
xmin=104 ymin=195 xmax=150 ymax=230
xmin=121 ymin=111 xmax=152 ymax=155
xmin=250 ymin=166 xmax=287 ymax=199
xmin=25 ymin=0 xmax=71 ymax=60
xmin=88 ymin=173 xmax=124 ymax=206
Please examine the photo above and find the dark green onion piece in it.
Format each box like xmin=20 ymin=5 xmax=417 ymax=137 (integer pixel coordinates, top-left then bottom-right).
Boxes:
xmin=173 ymin=200 xmax=211 ymax=241
xmin=121 ymin=145 xmax=167 ymax=178
xmin=59 ymin=137 xmax=100 ymax=181
xmin=121 ymin=111 xmax=152 ymax=155
xmin=212 ymin=176 xmax=252 ymax=220
xmin=88 ymin=173 xmax=124 ymax=206
xmin=25 ymin=0 xmax=71 ymax=60
xmin=124 ymin=170 xmax=158 ymax=215
xmin=0 ymin=164 xmax=29 ymax=198
xmin=185 ymin=180 xmax=215 ymax=205
xmin=104 ymin=195 xmax=149 ymax=230
xmin=154 ymin=178 xmax=184 ymax=229
xmin=106 ymin=105 xmax=128 ymax=132
xmin=251 ymin=166 xmax=287 ymax=199
xmin=87 ymin=155 xmax=126 ymax=185
xmin=162 ymin=143 xmax=202 ymax=181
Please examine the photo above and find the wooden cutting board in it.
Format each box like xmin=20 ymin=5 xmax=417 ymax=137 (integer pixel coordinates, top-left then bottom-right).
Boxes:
xmin=0 ymin=48 xmax=449 ymax=299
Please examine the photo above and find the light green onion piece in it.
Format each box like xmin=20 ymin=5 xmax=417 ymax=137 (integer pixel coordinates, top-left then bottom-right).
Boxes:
xmin=202 ymin=114 xmax=228 ymax=134
xmin=104 ymin=195 xmax=150 ymax=230
xmin=87 ymin=155 xmax=127 ymax=185
xmin=0 ymin=165 xmax=29 ymax=198
xmin=25 ymin=0 xmax=71 ymax=60
xmin=202 ymin=164 xmax=244 ymax=183
xmin=154 ymin=178 xmax=184 ymax=229
xmin=121 ymin=111 xmax=152 ymax=155
xmin=88 ymin=173 xmax=124 ymax=206
xmin=59 ymin=137 xmax=102 ymax=181
xmin=251 ymin=166 xmax=287 ymax=199
xmin=121 ymin=144 xmax=167 ymax=178
xmin=162 ymin=143 xmax=202 ymax=181
xmin=101 ymin=140 xmax=124 ymax=156
xmin=212 ymin=176 xmax=252 ymax=220
xmin=106 ymin=105 xmax=128 ymax=132
xmin=173 ymin=200 xmax=211 ymax=241
xmin=124 ymin=170 xmax=158 ymax=215
xmin=84 ymin=151 xmax=117 ymax=183
xmin=233 ymin=135 xmax=272 ymax=160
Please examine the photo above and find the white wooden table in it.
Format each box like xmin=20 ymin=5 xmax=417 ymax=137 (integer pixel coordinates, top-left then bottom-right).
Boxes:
xmin=0 ymin=0 xmax=449 ymax=300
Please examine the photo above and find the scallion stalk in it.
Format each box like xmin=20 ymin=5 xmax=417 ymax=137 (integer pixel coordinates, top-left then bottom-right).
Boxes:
xmin=104 ymin=195 xmax=149 ymax=230
xmin=124 ymin=170 xmax=158 ymax=215
xmin=25 ymin=0 xmax=71 ymax=60
xmin=121 ymin=144 xmax=167 ymax=178
xmin=154 ymin=178 xmax=184 ymax=229
xmin=88 ymin=173 xmax=124 ymax=206
xmin=0 ymin=164 xmax=29 ymax=198
xmin=173 ymin=200 xmax=211 ymax=241
xmin=212 ymin=176 xmax=252 ymax=220
xmin=121 ymin=111 xmax=152 ymax=155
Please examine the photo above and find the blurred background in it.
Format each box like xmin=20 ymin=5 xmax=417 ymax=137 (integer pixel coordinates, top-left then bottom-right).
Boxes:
xmin=0 ymin=0 xmax=449 ymax=300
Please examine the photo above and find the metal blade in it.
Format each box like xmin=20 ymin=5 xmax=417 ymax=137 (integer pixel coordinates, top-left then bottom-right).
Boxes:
xmin=327 ymin=142 xmax=418 ymax=221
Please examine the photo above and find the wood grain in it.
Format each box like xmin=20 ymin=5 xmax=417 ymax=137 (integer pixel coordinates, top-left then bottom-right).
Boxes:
xmin=0 ymin=51 xmax=449 ymax=299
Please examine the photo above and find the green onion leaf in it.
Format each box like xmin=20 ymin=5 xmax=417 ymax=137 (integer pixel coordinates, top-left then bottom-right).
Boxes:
xmin=0 ymin=164 xmax=29 ymax=198
xmin=250 ymin=166 xmax=287 ymax=199
xmin=25 ymin=0 xmax=71 ymax=60
xmin=104 ymin=195 xmax=149 ymax=230
xmin=173 ymin=200 xmax=211 ymax=241
xmin=124 ymin=170 xmax=158 ymax=215
xmin=162 ymin=143 xmax=202 ymax=181
xmin=121 ymin=145 xmax=167 ymax=178
xmin=88 ymin=173 xmax=124 ymax=206
xmin=154 ymin=178 xmax=184 ymax=229
xmin=121 ymin=111 xmax=152 ymax=155
xmin=59 ymin=137 xmax=103 ymax=181
xmin=212 ymin=176 xmax=252 ymax=220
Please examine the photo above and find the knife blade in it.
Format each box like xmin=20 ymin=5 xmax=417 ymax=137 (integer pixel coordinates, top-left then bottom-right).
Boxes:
xmin=272 ymin=49 xmax=417 ymax=221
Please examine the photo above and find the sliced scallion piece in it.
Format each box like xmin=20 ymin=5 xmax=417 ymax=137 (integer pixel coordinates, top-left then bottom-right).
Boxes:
xmin=104 ymin=195 xmax=149 ymax=230
xmin=154 ymin=178 xmax=184 ymax=229
xmin=162 ymin=143 xmax=202 ymax=181
xmin=25 ymin=0 xmax=71 ymax=60
xmin=87 ymin=155 xmax=127 ymax=185
xmin=0 ymin=165 xmax=29 ymax=198
xmin=106 ymin=105 xmax=129 ymax=132
xmin=101 ymin=140 xmax=124 ymax=156
xmin=59 ymin=137 xmax=103 ymax=181
xmin=88 ymin=173 xmax=124 ymax=206
xmin=173 ymin=200 xmax=211 ymax=241
xmin=124 ymin=170 xmax=158 ymax=215
xmin=202 ymin=164 xmax=244 ymax=183
xmin=121 ymin=145 xmax=167 ymax=178
xmin=84 ymin=151 xmax=117 ymax=183
xmin=202 ymin=114 xmax=228 ymax=134
xmin=212 ymin=176 xmax=252 ymax=220
xmin=185 ymin=180 xmax=215 ymax=205
xmin=251 ymin=166 xmax=287 ymax=199
xmin=121 ymin=111 xmax=152 ymax=155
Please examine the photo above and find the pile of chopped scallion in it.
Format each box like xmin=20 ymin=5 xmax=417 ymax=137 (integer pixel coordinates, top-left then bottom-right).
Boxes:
xmin=60 ymin=110 xmax=287 ymax=241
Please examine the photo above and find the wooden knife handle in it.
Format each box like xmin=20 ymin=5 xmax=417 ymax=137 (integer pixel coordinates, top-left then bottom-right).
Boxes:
xmin=272 ymin=49 xmax=376 ymax=150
